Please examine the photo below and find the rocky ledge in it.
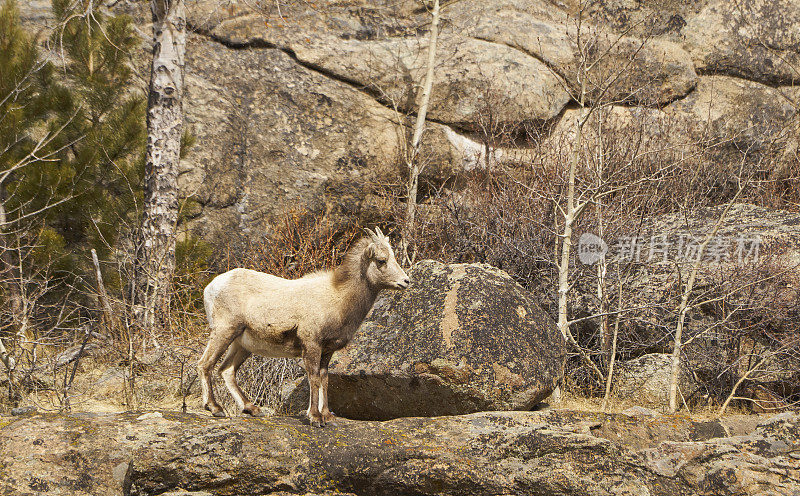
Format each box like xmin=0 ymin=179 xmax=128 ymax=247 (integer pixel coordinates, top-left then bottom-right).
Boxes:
xmin=0 ymin=409 xmax=798 ymax=496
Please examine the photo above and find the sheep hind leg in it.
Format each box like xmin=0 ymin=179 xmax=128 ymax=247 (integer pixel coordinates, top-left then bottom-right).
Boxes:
xmin=220 ymin=343 xmax=261 ymax=416
xmin=198 ymin=325 xmax=240 ymax=417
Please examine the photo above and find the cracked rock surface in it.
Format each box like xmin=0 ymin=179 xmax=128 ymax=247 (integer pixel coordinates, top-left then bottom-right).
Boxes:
xmin=16 ymin=0 xmax=800 ymax=242
xmin=1 ymin=409 xmax=798 ymax=495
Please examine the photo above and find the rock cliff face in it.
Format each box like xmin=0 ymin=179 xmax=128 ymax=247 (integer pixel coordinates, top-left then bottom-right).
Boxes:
xmin=0 ymin=410 xmax=798 ymax=495
xmin=20 ymin=0 xmax=798 ymax=243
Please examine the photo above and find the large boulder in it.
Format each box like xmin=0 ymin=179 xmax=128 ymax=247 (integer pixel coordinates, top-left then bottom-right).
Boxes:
xmin=581 ymin=0 xmax=800 ymax=87
xmin=291 ymin=34 xmax=571 ymax=127
xmin=665 ymin=76 xmax=799 ymax=154
xmin=541 ymin=105 xmax=702 ymax=172
xmin=283 ymin=260 xmax=565 ymax=420
xmin=613 ymin=353 xmax=700 ymax=410
xmin=449 ymin=0 xmax=698 ymax=105
xmin=179 ymin=34 xmax=404 ymax=237
xmin=682 ymin=0 xmax=800 ymax=86
xmin=1 ymin=410 xmax=798 ymax=495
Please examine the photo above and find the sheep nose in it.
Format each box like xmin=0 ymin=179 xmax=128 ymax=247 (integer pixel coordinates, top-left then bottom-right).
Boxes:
xmin=401 ymin=278 xmax=410 ymax=287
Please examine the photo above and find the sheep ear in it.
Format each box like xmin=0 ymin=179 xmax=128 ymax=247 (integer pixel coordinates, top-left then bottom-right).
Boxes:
xmin=363 ymin=228 xmax=377 ymax=241
xmin=364 ymin=242 xmax=376 ymax=259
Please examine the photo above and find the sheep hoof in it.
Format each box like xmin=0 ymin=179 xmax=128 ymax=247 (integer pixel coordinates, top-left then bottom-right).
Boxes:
xmin=322 ymin=412 xmax=337 ymax=426
xmin=205 ymin=403 xmax=225 ymax=417
xmin=243 ymin=405 xmax=264 ymax=417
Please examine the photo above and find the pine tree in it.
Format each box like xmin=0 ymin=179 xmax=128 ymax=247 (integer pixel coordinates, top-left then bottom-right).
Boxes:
xmin=7 ymin=0 xmax=146 ymax=279
xmin=0 ymin=0 xmax=60 ymax=164
xmin=0 ymin=0 xmax=146 ymax=346
xmin=0 ymin=0 xmax=64 ymax=346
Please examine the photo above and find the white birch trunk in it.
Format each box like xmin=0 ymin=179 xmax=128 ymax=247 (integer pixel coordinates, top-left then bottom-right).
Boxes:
xmin=401 ymin=0 xmax=439 ymax=264
xmin=602 ymin=274 xmax=623 ymax=410
xmin=668 ymin=187 xmax=743 ymax=412
xmin=135 ymin=0 xmax=186 ymax=331
xmin=557 ymin=88 xmax=587 ymax=342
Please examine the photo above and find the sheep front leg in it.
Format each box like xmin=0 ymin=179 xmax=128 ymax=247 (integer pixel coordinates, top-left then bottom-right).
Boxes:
xmin=302 ymin=346 xmax=324 ymax=427
xmin=319 ymin=351 xmax=336 ymax=425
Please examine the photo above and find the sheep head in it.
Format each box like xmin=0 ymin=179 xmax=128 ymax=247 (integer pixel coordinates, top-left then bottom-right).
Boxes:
xmin=362 ymin=227 xmax=410 ymax=290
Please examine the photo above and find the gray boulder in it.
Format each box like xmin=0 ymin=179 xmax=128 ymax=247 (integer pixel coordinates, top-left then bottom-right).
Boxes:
xmin=179 ymin=34 xmax=404 ymax=238
xmin=283 ymin=260 xmax=565 ymax=420
xmin=452 ymin=0 xmax=698 ymax=105
xmin=683 ymin=0 xmax=800 ymax=86
xmin=614 ymin=353 xmax=700 ymax=410
xmin=665 ymin=75 xmax=798 ymax=154
xmin=292 ymin=34 xmax=571 ymax=126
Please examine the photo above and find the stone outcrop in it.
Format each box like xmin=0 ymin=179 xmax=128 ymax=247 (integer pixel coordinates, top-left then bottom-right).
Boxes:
xmin=665 ymin=76 xmax=798 ymax=152
xmin=179 ymin=33 xmax=405 ymax=237
xmin=682 ymin=0 xmax=800 ymax=86
xmin=0 ymin=409 xmax=798 ymax=495
xmin=586 ymin=0 xmax=800 ymax=86
xmin=291 ymin=34 xmax=571 ymax=126
xmin=18 ymin=0 xmax=797 ymax=243
xmin=180 ymin=0 xmax=797 ymax=241
xmin=453 ymin=1 xmax=699 ymax=105
xmin=542 ymin=104 xmax=700 ymax=169
xmin=282 ymin=260 xmax=565 ymax=420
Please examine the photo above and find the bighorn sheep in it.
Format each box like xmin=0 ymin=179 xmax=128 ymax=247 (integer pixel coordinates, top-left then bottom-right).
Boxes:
xmin=198 ymin=227 xmax=409 ymax=426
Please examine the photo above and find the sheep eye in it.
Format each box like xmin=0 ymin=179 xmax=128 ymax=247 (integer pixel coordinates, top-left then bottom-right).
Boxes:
xmin=377 ymin=259 xmax=387 ymax=267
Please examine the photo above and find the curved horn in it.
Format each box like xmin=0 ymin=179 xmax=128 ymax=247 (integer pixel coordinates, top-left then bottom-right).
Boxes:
xmin=374 ymin=226 xmax=385 ymax=239
xmin=363 ymin=227 xmax=377 ymax=241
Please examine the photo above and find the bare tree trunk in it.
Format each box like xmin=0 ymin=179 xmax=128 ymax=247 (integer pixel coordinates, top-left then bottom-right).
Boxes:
xmin=400 ymin=0 xmax=439 ymax=265
xmin=556 ymin=59 xmax=588 ymax=343
xmin=669 ymin=185 xmax=744 ymax=412
xmin=0 ymin=187 xmax=14 ymax=305
xmin=551 ymin=104 xmax=585 ymax=404
xmin=557 ymin=109 xmax=584 ymax=341
xmin=135 ymin=0 xmax=186 ymax=333
xmin=594 ymin=109 xmax=611 ymax=365
xmin=553 ymin=7 xmax=594 ymax=401
xmin=716 ymin=353 xmax=769 ymax=419
xmin=92 ymin=249 xmax=121 ymax=337
xmin=601 ymin=272 xmax=623 ymax=411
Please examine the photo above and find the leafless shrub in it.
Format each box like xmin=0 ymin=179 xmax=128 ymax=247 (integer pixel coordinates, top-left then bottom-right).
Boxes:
xmin=681 ymin=255 xmax=800 ymax=411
